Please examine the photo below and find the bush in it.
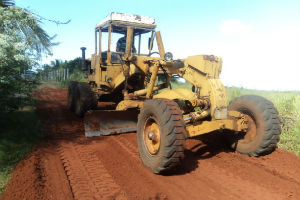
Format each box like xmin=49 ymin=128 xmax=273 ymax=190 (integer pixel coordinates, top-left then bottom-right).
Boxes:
xmin=60 ymin=68 xmax=87 ymax=88
xmin=0 ymin=110 xmax=42 ymax=194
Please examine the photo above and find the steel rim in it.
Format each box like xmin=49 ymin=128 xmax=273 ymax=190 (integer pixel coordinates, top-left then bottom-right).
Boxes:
xmin=240 ymin=114 xmax=257 ymax=143
xmin=143 ymin=117 xmax=161 ymax=155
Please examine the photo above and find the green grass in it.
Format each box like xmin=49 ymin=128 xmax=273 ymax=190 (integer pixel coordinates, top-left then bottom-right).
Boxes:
xmin=0 ymin=109 xmax=42 ymax=194
xmin=38 ymin=81 xmax=61 ymax=89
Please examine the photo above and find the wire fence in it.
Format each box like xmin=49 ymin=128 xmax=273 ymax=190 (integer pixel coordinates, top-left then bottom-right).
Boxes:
xmin=40 ymin=68 xmax=70 ymax=81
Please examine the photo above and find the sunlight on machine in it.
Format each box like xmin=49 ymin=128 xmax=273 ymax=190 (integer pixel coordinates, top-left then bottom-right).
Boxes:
xmin=67 ymin=12 xmax=281 ymax=174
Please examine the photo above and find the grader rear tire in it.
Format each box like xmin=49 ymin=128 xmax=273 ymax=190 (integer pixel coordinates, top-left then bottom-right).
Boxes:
xmin=137 ymin=99 xmax=186 ymax=174
xmin=67 ymin=81 xmax=78 ymax=112
xmin=75 ymin=82 xmax=98 ymax=117
xmin=228 ymin=95 xmax=281 ymax=156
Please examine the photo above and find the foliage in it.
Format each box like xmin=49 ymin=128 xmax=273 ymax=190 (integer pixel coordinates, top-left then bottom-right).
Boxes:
xmin=38 ymin=57 xmax=87 ymax=87
xmin=60 ymin=68 xmax=87 ymax=87
xmin=0 ymin=6 xmax=52 ymax=58
xmin=0 ymin=5 xmax=52 ymax=111
xmin=0 ymin=33 xmax=34 ymax=111
xmin=41 ymin=57 xmax=81 ymax=74
xmin=226 ymin=87 xmax=241 ymax=103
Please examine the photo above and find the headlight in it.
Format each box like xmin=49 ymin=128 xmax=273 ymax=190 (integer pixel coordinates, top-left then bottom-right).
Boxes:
xmin=164 ymin=52 xmax=173 ymax=61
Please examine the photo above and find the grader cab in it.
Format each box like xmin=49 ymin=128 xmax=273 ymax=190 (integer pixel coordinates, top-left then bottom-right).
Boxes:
xmin=67 ymin=12 xmax=281 ymax=174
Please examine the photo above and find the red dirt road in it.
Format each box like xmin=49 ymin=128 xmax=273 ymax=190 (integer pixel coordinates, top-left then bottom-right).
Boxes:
xmin=1 ymin=88 xmax=299 ymax=200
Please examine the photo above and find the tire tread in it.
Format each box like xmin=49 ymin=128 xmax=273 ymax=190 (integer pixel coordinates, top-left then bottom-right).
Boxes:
xmin=137 ymin=98 xmax=186 ymax=174
xmin=229 ymin=95 xmax=281 ymax=156
xmin=75 ymin=82 xmax=97 ymax=117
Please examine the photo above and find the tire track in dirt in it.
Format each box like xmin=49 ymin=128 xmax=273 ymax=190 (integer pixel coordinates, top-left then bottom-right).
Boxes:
xmin=109 ymin=135 xmax=250 ymax=199
xmin=179 ymin=138 xmax=300 ymax=200
xmin=59 ymin=141 xmax=127 ymax=200
xmin=43 ymin=148 xmax=74 ymax=200
xmin=230 ymin=149 xmax=300 ymax=184
xmin=95 ymin=134 xmax=228 ymax=200
xmin=111 ymin=135 xmax=140 ymax=160
xmin=42 ymin=88 xmax=127 ymax=200
xmin=187 ymin=157 xmax=287 ymax=200
xmin=96 ymin=133 xmax=300 ymax=200
xmin=93 ymin=134 xmax=171 ymax=200
xmin=202 ymin=151 xmax=300 ymax=199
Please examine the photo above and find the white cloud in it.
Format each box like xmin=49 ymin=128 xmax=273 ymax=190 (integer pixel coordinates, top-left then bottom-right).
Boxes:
xmin=171 ymin=21 xmax=300 ymax=91
xmin=217 ymin=26 xmax=300 ymax=91
xmin=220 ymin=20 xmax=253 ymax=34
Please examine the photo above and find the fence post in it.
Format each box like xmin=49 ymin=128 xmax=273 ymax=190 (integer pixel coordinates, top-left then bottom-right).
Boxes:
xmin=67 ymin=68 xmax=69 ymax=80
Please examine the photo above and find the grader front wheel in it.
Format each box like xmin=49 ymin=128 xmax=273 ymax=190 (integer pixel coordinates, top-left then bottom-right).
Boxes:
xmin=74 ymin=82 xmax=98 ymax=117
xmin=228 ymin=95 xmax=281 ymax=156
xmin=67 ymin=81 xmax=78 ymax=112
xmin=137 ymin=99 xmax=186 ymax=174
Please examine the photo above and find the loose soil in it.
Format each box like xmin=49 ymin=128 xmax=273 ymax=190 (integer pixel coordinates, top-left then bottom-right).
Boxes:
xmin=1 ymin=88 xmax=299 ymax=200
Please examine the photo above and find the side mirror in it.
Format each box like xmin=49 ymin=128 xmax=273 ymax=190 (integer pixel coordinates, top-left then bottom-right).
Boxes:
xmin=80 ymin=47 xmax=88 ymax=71
xmin=148 ymin=37 xmax=153 ymax=50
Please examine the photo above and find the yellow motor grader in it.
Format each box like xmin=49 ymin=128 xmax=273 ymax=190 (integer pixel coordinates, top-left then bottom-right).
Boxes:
xmin=68 ymin=12 xmax=281 ymax=174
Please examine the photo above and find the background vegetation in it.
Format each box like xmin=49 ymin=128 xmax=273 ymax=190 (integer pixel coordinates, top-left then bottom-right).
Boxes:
xmin=38 ymin=57 xmax=87 ymax=87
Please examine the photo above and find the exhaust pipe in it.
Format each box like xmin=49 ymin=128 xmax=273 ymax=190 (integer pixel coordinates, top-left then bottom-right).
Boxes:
xmin=80 ymin=47 xmax=87 ymax=71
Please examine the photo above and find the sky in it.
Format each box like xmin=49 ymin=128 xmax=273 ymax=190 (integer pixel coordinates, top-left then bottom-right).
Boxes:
xmin=16 ymin=0 xmax=300 ymax=91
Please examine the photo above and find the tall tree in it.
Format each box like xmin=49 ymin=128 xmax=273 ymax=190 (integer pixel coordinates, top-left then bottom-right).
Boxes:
xmin=0 ymin=1 xmax=53 ymax=111
xmin=0 ymin=2 xmax=52 ymax=59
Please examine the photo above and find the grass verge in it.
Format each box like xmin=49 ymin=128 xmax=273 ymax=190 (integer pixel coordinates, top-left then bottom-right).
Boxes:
xmin=0 ymin=109 xmax=42 ymax=194
xmin=38 ymin=81 xmax=61 ymax=89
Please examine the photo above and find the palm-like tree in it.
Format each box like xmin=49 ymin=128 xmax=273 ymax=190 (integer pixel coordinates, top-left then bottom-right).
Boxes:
xmin=0 ymin=0 xmax=53 ymax=111
xmin=0 ymin=0 xmax=52 ymax=57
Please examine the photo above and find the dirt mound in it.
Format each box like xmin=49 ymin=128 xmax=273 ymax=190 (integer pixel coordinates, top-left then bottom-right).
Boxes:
xmin=1 ymin=88 xmax=299 ymax=200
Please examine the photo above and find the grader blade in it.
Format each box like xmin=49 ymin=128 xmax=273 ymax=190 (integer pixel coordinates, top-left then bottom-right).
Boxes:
xmin=84 ymin=110 xmax=138 ymax=137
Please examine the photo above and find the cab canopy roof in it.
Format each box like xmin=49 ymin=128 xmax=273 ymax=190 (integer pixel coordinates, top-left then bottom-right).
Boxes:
xmin=95 ymin=12 xmax=156 ymax=35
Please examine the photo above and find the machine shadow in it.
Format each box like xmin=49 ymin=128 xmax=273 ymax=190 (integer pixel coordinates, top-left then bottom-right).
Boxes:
xmin=165 ymin=131 xmax=234 ymax=176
